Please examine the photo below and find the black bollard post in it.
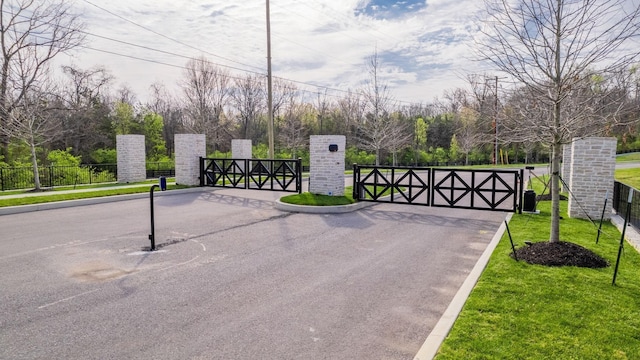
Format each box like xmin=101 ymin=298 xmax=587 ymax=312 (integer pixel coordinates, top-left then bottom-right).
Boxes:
xmin=149 ymin=184 xmax=159 ymax=251
xmin=148 ymin=177 xmax=167 ymax=251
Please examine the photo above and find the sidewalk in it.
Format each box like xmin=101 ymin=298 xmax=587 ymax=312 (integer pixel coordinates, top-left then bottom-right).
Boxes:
xmin=0 ymin=183 xmax=208 ymax=216
xmin=611 ymin=214 xmax=640 ymax=253
xmin=0 ymin=183 xmax=157 ymax=200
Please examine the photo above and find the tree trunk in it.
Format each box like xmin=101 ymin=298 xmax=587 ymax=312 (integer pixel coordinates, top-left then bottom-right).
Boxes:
xmin=29 ymin=139 xmax=41 ymax=191
xmin=549 ymin=141 xmax=561 ymax=243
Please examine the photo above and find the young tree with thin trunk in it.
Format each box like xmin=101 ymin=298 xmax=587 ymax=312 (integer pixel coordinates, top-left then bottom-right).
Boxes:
xmin=0 ymin=0 xmax=85 ymax=163
xmin=181 ymin=57 xmax=231 ymax=152
xmin=230 ymin=74 xmax=265 ymax=142
xmin=476 ymin=0 xmax=640 ymax=242
xmin=1 ymin=86 xmax=62 ymax=190
xmin=359 ymin=52 xmax=404 ymax=165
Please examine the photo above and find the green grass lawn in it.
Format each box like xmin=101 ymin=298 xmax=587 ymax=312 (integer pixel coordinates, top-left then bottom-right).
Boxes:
xmin=280 ymin=191 xmax=355 ymax=206
xmin=0 ymin=184 xmax=190 ymax=207
xmin=434 ymin=199 xmax=640 ymax=359
xmin=616 ymin=168 xmax=640 ymax=189
xmin=616 ymin=152 xmax=640 ymax=162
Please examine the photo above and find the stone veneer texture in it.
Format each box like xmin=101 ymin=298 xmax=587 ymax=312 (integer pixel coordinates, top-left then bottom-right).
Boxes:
xmin=175 ymin=134 xmax=206 ymax=186
xmin=232 ymin=139 xmax=252 ymax=159
xmin=568 ymin=137 xmax=616 ymax=220
xmin=116 ymin=134 xmax=146 ymax=183
xmin=309 ymin=135 xmax=346 ymax=196
xmin=562 ymin=144 xmax=572 ymax=192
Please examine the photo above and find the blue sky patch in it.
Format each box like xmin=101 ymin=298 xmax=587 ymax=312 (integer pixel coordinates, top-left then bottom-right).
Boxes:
xmin=355 ymin=0 xmax=427 ymax=20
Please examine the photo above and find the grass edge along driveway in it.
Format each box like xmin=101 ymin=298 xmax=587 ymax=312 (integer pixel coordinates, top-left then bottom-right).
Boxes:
xmin=434 ymin=199 xmax=640 ymax=359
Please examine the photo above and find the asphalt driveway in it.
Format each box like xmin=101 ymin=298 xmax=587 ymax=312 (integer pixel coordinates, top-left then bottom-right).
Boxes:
xmin=0 ymin=188 xmax=508 ymax=359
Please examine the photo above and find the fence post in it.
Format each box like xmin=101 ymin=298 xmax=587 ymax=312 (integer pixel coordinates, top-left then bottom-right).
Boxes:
xmin=0 ymin=167 xmax=3 ymax=191
xmin=297 ymin=158 xmax=302 ymax=194
xmin=518 ymin=169 xmax=525 ymax=214
xmin=244 ymin=159 xmax=249 ymax=189
xmin=199 ymin=157 xmax=204 ymax=187
xmin=352 ymin=164 xmax=358 ymax=201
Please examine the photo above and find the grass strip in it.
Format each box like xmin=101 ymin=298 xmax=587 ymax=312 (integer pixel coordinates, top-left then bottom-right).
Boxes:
xmin=280 ymin=187 xmax=355 ymax=206
xmin=616 ymin=152 xmax=640 ymax=162
xmin=435 ymin=200 xmax=640 ymax=359
xmin=615 ymin=168 xmax=640 ymax=189
xmin=0 ymin=184 xmax=191 ymax=207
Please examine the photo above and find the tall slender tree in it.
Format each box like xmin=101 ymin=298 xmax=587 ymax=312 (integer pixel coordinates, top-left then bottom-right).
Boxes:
xmin=181 ymin=57 xmax=231 ymax=152
xmin=477 ymin=0 xmax=640 ymax=242
xmin=0 ymin=0 xmax=85 ymax=163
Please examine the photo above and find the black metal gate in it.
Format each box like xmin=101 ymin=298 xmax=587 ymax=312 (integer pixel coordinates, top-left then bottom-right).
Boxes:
xmin=353 ymin=165 xmax=524 ymax=213
xmin=200 ymin=158 xmax=302 ymax=193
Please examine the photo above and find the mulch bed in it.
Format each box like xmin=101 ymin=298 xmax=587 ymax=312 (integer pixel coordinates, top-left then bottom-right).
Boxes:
xmin=512 ymin=241 xmax=609 ymax=268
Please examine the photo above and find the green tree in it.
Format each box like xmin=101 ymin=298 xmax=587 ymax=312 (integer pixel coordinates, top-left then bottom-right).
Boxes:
xmin=47 ymin=148 xmax=81 ymax=166
xmin=477 ymin=0 xmax=640 ymax=242
xmin=449 ymin=134 xmax=461 ymax=163
xmin=111 ymin=101 xmax=135 ymax=135
xmin=415 ymin=117 xmax=427 ymax=150
xmin=141 ymin=112 xmax=166 ymax=160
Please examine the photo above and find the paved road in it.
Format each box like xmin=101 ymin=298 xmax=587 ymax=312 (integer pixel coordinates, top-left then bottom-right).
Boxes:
xmin=1 ymin=188 xmax=508 ymax=359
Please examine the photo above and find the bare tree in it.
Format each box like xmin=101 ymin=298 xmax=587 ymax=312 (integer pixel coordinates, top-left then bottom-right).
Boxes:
xmin=57 ymin=64 xmax=113 ymax=159
xmin=455 ymin=106 xmax=486 ymax=165
xmin=148 ymin=82 xmax=183 ymax=156
xmin=278 ymin=93 xmax=310 ymax=159
xmin=359 ymin=52 xmax=403 ymax=165
xmin=0 ymin=0 xmax=85 ymax=162
xmin=336 ymin=90 xmax=365 ymax=144
xmin=230 ymin=74 xmax=265 ymax=142
xmin=315 ymin=89 xmax=332 ymax=135
xmin=181 ymin=57 xmax=231 ymax=152
xmin=476 ymin=0 xmax=640 ymax=242
xmin=271 ymin=77 xmax=296 ymax=121
xmin=1 ymin=85 xmax=62 ymax=189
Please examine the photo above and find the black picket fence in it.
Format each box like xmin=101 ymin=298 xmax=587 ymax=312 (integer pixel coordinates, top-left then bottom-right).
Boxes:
xmin=613 ymin=181 xmax=640 ymax=231
xmin=0 ymin=162 xmax=175 ymax=191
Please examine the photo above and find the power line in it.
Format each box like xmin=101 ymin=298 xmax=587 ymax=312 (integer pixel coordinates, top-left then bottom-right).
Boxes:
xmin=81 ymin=0 xmax=265 ymax=73
xmin=10 ymin=5 xmax=427 ymax=107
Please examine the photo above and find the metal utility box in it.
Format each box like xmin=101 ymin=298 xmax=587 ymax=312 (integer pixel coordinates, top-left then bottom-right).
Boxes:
xmin=523 ymin=190 xmax=536 ymax=212
xmin=159 ymin=176 xmax=167 ymax=191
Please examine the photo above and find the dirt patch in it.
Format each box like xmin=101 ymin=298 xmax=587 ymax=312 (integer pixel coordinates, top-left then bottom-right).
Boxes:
xmin=70 ymin=262 xmax=134 ymax=282
xmin=512 ymin=241 xmax=609 ymax=268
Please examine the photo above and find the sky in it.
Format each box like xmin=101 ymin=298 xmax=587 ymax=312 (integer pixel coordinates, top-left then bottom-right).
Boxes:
xmin=59 ymin=0 xmax=491 ymax=105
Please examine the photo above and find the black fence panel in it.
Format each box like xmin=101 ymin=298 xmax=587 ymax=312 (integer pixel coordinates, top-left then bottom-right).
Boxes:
xmin=353 ymin=165 xmax=431 ymax=206
xmin=0 ymin=164 xmax=118 ymax=191
xmin=613 ymin=181 xmax=640 ymax=231
xmin=200 ymin=158 xmax=302 ymax=193
xmin=431 ymin=168 xmax=521 ymax=212
xmin=353 ymin=164 xmax=523 ymax=213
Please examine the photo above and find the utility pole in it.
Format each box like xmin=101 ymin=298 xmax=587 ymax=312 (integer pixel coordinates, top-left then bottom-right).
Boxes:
xmin=494 ymin=75 xmax=499 ymax=165
xmin=266 ymin=0 xmax=275 ymax=159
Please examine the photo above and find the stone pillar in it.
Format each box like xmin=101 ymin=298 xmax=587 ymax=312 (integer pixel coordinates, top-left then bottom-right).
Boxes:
xmin=175 ymin=134 xmax=206 ymax=186
xmin=568 ymin=137 xmax=617 ymax=220
xmin=309 ymin=135 xmax=346 ymax=196
xmin=232 ymin=139 xmax=252 ymax=159
xmin=561 ymin=144 xmax=572 ymax=192
xmin=116 ymin=134 xmax=146 ymax=183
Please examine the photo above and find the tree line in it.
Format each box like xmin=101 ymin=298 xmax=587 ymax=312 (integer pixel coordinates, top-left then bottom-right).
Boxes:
xmin=1 ymin=0 xmax=639 ymax=182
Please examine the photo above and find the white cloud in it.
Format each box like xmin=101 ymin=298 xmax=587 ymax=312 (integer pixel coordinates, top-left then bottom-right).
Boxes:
xmin=58 ymin=0 xmax=487 ymax=104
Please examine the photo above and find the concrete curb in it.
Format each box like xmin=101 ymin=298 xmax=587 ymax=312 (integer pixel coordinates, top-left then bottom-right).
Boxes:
xmin=274 ymin=199 xmax=376 ymax=214
xmin=413 ymin=212 xmax=513 ymax=360
xmin=0 ymin=187 xmax=211 ymax=216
